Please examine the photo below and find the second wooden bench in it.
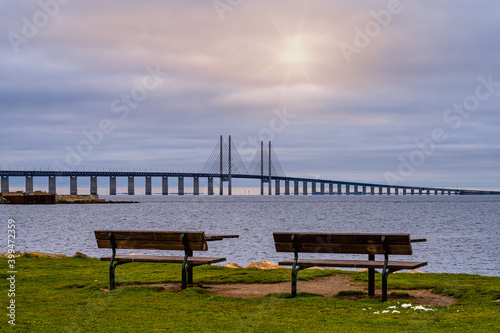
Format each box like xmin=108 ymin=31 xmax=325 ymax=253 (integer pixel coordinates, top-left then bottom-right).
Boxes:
xmin=274 ymin=232 xmax=427 ymax=301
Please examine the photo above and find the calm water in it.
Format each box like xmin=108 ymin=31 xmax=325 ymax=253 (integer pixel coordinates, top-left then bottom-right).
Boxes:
xmin=1 ymin=195 xmax=499 ymax=276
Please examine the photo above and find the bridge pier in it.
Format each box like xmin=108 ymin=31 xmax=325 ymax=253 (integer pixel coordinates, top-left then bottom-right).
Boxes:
xmin=1 ymin=176 xmax=8 ymax=193
xmin=362 ymin=185 xmax=366 ymax=195
xmin=395 ymin=187 xmax=399 ymax=195
xmin=178 ymin=177 xmax=184 ymax=195
xmin=90 ymin=176 xmax=97 ymax=195
xmin=371 ymin=186 xmax=374 ymax=195
xmin=329 ymin=183 xmax=333 ymax=195
xmin=403 ymin=188 xmax=406 ymax=195
xmin=303 ymin=181 xmax=308 ymax=195
xmin=208 ymin=177 xmax=213 ymax=195
xmin=26 ymin=176 xmax=33 ymax=193
xmin=354 ymin=185 xmax=358 ymax=195
xmin=275 ymin=179 xmax=280 ymax=195
xmin=162 ymin=176 xmax=168 ymax=195
xmin=312 ymin=182 xmax=316 ymax=195
xmin=145 ymin=176 xmax=152 ymax=195
xmin=346 ymin=185 xmax=350 ymax=195
xmin=321 ymin=183 xmax=325 ymax=195
xmin=70 ymin=176 xmax=77 ymax=195
xmin=48 ymin=176 xmax=56 ymax=194
xmin=294 ymin=181 xmax=299 ymax=195
xmin=110 ymin=176 xmax=116 ymax=195
xmin=379 ymin=187 xmax=383 ymax=195
xmin=410 ymin=188 xmax=414 ymax=195
xmin=193 ymin=177 xmax=199 ymax=195
xmin=128 ymin=176 xmax=134 ymax=195
xmin=285 ymin=180 xmax=290 ymax=195
xmin=337 ymin=184 xmax=341 ymax=195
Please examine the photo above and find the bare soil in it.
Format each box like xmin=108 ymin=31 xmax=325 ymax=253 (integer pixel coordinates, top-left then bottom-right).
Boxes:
xmin=121 ymin=274 xmax=457 ymax=306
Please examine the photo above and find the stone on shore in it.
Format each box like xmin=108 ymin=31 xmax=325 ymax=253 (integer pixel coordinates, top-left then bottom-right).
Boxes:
xmin=409 ymin=270 xmax=424 ymax=274
xmin=72 ymin=252 xmax=89 ymax=258
xmin=359 ymin=268 xmax=380 ymax=273
xmin=245 ymin=260 xmax=285 ymax=269
xmin=225 ymin=263 xmax=243 ymax=269
xmin=23 ymin=252 xmax=68 ymax=259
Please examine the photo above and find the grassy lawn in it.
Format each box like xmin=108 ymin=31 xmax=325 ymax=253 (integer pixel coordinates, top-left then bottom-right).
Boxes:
xmin=1 ymin=256 xmax=499 ymax=332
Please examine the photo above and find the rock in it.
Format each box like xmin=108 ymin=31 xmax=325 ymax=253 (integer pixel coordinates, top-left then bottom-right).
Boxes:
xmin=23 ymin=252 xmax=68 ymax=259
xmin=72 ymin=252 xmax=88 ymax=258
xmin=245 ymin=260 xmax=285 ymax=269
xmin=408 ymin=270 xmax=424 ymax=274
xmin=0 ymin=251 xmax=22 ymax=258
xmin=225 ymin=263 xmax=243 ymax=269
xmin=129 ymin=253 xmax=141 ymax=256
xmin=305 ymin=266 xmax=325 ymax=270
xmin=359 ymin=268 xmax=380 ymax=273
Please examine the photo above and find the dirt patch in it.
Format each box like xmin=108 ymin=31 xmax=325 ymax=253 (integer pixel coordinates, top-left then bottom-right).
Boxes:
xmin=116 ymin=274 xmax=456 ymax=306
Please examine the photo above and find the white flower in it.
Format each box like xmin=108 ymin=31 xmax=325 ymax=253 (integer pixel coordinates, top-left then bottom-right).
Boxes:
xmin=387 ymin=306 xmax=397 ymax=309
xmin=373 ymin=311 xmax=380 ymax=314
xmin=401 ymin=303 xmax=412 ymax=308
xmin=382 ymin=310 xmax=389 ymax=313
xmin=392 ymin=310 xmax=400 ymax=314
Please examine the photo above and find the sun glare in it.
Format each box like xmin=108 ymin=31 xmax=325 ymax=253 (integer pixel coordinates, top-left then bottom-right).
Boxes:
xmin=280 ymin=36 xmax=309 ymax=66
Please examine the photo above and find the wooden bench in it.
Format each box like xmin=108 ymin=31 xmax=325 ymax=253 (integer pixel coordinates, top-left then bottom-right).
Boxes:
xmin=95 ymin=230 xmax=227 ymax=290
xmin=274 ymin=232 xmax=427 ymax=301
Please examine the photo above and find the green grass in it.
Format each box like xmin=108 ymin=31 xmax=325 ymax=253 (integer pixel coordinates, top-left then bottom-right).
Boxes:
xmin=1 ymin=256 xmax=499 ymax=332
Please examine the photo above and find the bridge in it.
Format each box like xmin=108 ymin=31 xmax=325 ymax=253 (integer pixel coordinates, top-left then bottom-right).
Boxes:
xmin=1 ymin=136 xmax=499 ymax=196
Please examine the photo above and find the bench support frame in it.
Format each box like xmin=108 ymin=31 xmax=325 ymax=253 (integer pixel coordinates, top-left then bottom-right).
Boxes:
xmin=106 ymin=232 xmax=199 ymax=290
xmin=288 ymin=234 xmax=398 ymax=302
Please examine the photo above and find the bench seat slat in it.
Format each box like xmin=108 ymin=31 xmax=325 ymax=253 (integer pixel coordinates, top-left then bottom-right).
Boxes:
xmin=275 ymin=242 xmax=412 ymax=255
xmin=273 ymin=233 xmax=411 ymax=245
xmin=96 ymin=239 xmax=208 ymax=251
xmin=101 ymin=255 xmax=226 ymax=265
xmin=278 ymin=259 xmax=428 ymax=270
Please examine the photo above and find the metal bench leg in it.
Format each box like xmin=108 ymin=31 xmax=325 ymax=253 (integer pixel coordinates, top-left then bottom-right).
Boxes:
xmin=368 ymin=254 xmax=375 ymax=296
xmin=188 ymin=265 xmax=193 ymax=285
xmin=109 ymin=261 xmax=117 ymax=290
xmin=382 ymin=270 xmax=389 ymax=302
xmin=291 ymin=266 xmax=300 ymax=297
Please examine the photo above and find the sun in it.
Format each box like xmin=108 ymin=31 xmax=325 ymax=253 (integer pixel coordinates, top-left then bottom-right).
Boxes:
xmin=280 ymin=36 xmax=310 ymax=66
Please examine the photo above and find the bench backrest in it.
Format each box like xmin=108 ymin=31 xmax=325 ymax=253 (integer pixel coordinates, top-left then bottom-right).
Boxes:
xmin=273 ymin=233 xmax=413 ymax=255
xmin=95 ymin=230 xmax=208 ymax=251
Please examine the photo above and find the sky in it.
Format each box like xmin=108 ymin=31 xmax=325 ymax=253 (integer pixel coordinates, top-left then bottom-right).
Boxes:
xmin=1 ymin=0 xmax=499 ymax=191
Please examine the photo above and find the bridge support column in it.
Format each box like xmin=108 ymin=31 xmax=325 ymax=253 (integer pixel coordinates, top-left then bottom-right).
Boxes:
xmin=128 ymin=176 xmax=135 ymax=195
xmin=90 ymin=176 xmax=97 ymax=195
xmin=403 ymin=188 xmax=406 ymax=195
xmin=162 ymin=176 xmax=168 ymax=195
xmin=312 ymin=182 xmax=316 ymax=195
xmin=426 ymin=189 xmax=430 ymax=195
xmin=419 ymin=189 xmax=422 ymax=195
xmin=220 ymin=177 xmax=224 ymax=196
xmin=386 ymin=187 xmax=390 ymax=195
xmin=48 ymin=176 xmax=56 ymax=194
xmin=145 ymin=176 xmax=152 ymax=195
xmin=395 ymin=187 xmax=399 ymax=195
xmin=70 ymin=176 xmax=77 ymax=195
xmin=362 ymin=186 xmax=366 ymax=195
xmin=370 ymin=186 xmax=374 ymax=195
xmin=193 ymin=177 xmax=199 ymax=195
xmin=285 ymin=180 xmax=290 ymax=195
xmin=1 ymin=176 xmax=9 ymax=193
xmin=128 ymin=176 xmax=134 ymax=195
xmin=379 ymin=187 xmax=383 ymax=195
xmin=321 ymin=183 xmax=325 ymax=195
xmin=110 ymin=176 xmax=116 ymax=195
xmin=337 ymin=184 xmax=342 ymax=195
xmin=410 ymin=188 xmax=414 ymax=195
xmin=294 ymin=181 xmax=299 ymax=195
xmin=275 ymin=179 xmax=280 ymax=195
xmin=178 ymin=177 xmax=184 ymax=195
xmin=208 ymin=177 xmax=213 ymax=195
xmin=329 ymin=183 xmax=333 ymax=195
xmin=346 ymin=185 xmax=350 ymax=195
xmin=354 ymin=185 xmax=358 ymax=195
xmin=26 ymin=176 xmax=33 ymax=193
xmin=303 ymin=182 xmax=308 ymax=195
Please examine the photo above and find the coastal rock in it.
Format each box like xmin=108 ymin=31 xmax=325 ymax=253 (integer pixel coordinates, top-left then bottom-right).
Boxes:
xmin=72 ymin=252 xmax=89 ymax=258
xmin=23 ymin=252 xmax=68 ymax=259
xmin=0 ymin=251 xmax=22 ymax=258
xmin=408 ymin=270 xmax=424 ymax=274
xmin=245 ymin=260 xmax=285 ymax=270
xmin=305 ymin=266 xmax=325 ymax=270
xmin=225 ymin=263 xmax=243 ymax=269
xmin=359 ymin=268 xmax=380 ymax=273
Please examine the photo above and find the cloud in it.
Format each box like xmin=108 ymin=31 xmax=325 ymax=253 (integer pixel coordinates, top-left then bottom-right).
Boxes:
xmin=0 ymin=0 xmax=499 ymax=189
